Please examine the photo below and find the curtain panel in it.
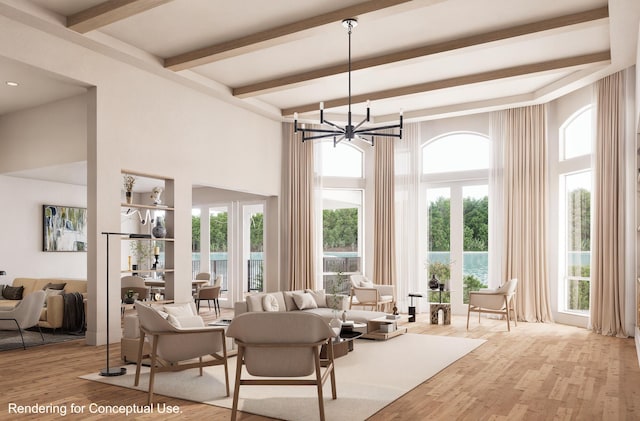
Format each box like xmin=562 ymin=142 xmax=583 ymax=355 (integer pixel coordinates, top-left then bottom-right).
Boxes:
xmin=374 ymin=135 xmax=397 ymax=290
xmin=394 ymin=123 xmax=423 ymax=312
xmin=590 ymin=71 xmax=627 ymax=337
xmin=282 ymin=123 xmax=316 ymax=291
xmin=500 ymin=104 xmax=553 ymax=322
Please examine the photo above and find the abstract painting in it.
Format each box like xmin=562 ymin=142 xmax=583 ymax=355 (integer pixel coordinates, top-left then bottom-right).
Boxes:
xmin=43 ymin=205 xmax=87 ymax=252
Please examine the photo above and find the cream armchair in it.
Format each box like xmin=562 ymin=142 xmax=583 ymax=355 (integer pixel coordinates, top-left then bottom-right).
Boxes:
xmin=134 ymin=301 xmax=230 ymax=404
xmin=0 ymin=290 xmax=46 ymax=349
xmin=349 ymin=275 xmax=395 ymax=311
xmin=467 ymin=278 xmax=518 ymax=331
xmin=226 ymin=312 xmax=338 ymax=421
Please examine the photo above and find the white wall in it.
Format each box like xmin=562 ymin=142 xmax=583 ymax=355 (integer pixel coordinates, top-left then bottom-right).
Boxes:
xmin=0 ymin=10 xmax=282 ymax=345
xmin=0 ymin=175 xmax=86 ymax=280
xmin=0 ymin=94 xmax=87 ymax=173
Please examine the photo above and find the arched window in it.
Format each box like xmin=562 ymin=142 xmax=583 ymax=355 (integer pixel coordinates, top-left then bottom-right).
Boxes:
xmin=319 ymin=141 xmax=363 ymax=178
xmin=421 ymin=132 xmax=490 ymax=309
xmin=423 ymin=132 xmax=490 ymax=174
xmin=560 ymin=106 xmax=592 ymax=161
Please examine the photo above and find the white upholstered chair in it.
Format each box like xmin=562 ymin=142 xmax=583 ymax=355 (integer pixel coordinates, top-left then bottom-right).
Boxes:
xmin=134 ymin=301 xmax=230 ymax=404
xmin=466 ymin=278 xmax=518 ymax=331
xmin=349 ymin=274 xmax=395 ymax=311
xmin=0 ymin=290 xmax=46 ymax=349
xmin=212 ymin=274 xmax=223 ymax=288
xmin=195 ymin=272 xmax=211 ymax=281
xmin=226 ymin=312 xmax=338 ymax=421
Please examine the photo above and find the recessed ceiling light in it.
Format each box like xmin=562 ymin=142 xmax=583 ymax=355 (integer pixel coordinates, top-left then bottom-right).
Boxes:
xmin=6 ymin=81 xmax=19 ymax=87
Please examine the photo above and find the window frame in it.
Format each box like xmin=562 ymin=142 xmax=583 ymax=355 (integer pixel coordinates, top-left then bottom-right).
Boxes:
xmin=556 ymin=105 xmax=593 ymax=317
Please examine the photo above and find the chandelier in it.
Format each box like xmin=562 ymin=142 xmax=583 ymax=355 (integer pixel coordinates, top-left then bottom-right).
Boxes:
xmin=293 ymin=18 xmax=403 ymax=146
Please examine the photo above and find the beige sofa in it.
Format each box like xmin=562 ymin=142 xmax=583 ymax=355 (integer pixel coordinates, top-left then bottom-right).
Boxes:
xmin=234 ymin=289 xmax=387 ymax=329
xmin=0 ymin=278 xmax=87 ymax=330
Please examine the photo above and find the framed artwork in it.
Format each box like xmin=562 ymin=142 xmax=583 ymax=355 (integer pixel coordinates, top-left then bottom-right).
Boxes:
xmin=43 ymin=205 xmax=88 ymax=252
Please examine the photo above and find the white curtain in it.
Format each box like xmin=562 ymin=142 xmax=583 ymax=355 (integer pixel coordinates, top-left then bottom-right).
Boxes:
xmin=590 ymin=71 xmax=627 ymax=337
xmin=500 ymin=104 xmax=553 ymax=322
xmin=488 ymin=112 xmax=505 ymax=290
xmin=394 ymin=123 xmax=423 ymax=312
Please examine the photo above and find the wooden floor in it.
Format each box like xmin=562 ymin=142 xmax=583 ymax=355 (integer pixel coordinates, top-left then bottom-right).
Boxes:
xmin=1 ymin=310 xmax=639 ymax=420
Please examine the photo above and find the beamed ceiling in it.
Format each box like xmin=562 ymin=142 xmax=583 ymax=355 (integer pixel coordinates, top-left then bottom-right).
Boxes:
xmin=3 ymin=0 xmax=640 ymax=124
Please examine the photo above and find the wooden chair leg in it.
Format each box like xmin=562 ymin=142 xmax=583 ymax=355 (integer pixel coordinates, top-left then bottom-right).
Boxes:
xmin=147 ymin=335 xmax=160 ymax=405
xmin=231 ymin=346 xmax=245 ymax=421
xmin=313 ymin=347 xmax=326 ymax=421
xmin=504 ymin=297 xmax=511 ymax=332
xmin=466 ymin=305 xmax=471 ymax=330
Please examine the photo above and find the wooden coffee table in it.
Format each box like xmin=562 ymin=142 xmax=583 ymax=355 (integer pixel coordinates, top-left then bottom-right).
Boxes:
xmin=361 ymin=315 xmax=407 ymax=340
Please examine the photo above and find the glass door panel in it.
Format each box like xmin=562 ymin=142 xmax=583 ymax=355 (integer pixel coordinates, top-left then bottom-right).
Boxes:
xmin=462 ymin=185 xmax=489 ymax=303
xmin=426 ymin=187 xmax=451 ymax=303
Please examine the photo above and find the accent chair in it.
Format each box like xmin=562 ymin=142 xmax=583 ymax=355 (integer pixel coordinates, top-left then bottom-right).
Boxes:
xmin=226 ymin=311 xmax=338 ymax=421
xmin=466 ymin=278 xmax=518 ymax=331
xmin=0 ymin=290 xmax=46 ymax=349
xmin=134 ymin=301 xmax=230 ymax=404
xmin=349 ymin=274 xmax=395 ymax=311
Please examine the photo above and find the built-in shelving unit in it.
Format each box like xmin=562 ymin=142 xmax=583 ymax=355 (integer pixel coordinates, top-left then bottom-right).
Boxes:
xmin=120 ymin=171 xmax=174 ymax=292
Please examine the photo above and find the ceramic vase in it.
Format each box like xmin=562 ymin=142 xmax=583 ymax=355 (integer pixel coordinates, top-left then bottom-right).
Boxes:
xmin=429 ymin=274 xmax=439 ymax=290
xmin=152 ymin=218 xmax=167 ymax=238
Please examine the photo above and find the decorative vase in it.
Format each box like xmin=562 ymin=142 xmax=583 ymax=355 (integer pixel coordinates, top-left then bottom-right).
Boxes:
xmin=439 ymin=283 xmax=445 ymax=291
xmin=124 ymin=297 xmax=135 ymax=304
xmin=329 ymin=317 xmax=342 ymax=336
xmin=429 ymin=274 xmax=439 ymax=290
xmin=125 ymin=191 xmax=133 ymax=204
xmin=152 ymin=218 xmax=167 ymax=238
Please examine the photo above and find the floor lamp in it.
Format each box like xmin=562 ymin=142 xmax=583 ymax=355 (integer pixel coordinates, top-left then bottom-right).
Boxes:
xmin=100 ymin=232 xmax=128 ymax=377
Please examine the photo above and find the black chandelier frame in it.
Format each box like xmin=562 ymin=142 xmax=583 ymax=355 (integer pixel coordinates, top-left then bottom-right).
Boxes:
xmin=293 ymin=18 xmax=403 ymax=146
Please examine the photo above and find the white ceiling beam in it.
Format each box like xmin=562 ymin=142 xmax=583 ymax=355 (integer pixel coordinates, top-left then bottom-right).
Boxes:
xmin=67 ymin=0 xmax=173 ymax=34
xmin=163 ymin=0 xmax=413 ymax=71
xmin=237 ymin=6 xmax=609 ymax=98
xmin=281 ymin=51 xmax=611 ymax=116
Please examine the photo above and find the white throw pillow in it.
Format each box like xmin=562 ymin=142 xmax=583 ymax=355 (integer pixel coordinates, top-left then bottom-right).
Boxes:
xmin=262 ymin=294 xmax=280 ymax=312
xmin=305 ymin=289 xmax=327 ymax=307
xmin=293 ymin=292 xmax=318 ymax=310
xmin=163 ymin=303 xmax=195 ymax=318
xmin=361 ymin=281 xmax=374 ymax=288
xmin=167 ymin=314 xmax=205 ymax=328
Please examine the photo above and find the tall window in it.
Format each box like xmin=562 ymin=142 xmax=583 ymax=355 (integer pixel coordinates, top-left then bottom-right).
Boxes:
xmin=192 ymin=209 xmax=201 ymax=275
xmin=317 ymin=141 xmax=364 ymax=293
xmin=244 ymin=204 xmax=264 ymax=292
xmin=558 ymin=106 xmax=592 ymax=314
xmin=210 ymin=206 xmax=229 ymax=290
xmin=423 ymin=132 xmax=490 ymax=309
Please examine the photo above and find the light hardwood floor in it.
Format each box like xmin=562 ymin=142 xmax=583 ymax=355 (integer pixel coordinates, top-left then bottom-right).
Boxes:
xmin=1 ymin=310 xmax=638 ymax=420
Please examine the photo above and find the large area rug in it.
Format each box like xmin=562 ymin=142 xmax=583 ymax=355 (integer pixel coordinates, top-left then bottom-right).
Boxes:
xmin=82 ymin=333 xmax=484 ymax=420
xmin=0 ymin=328 xmax=84 ymax=351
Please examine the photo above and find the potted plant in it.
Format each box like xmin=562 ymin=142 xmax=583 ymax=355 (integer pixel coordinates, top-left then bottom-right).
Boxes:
xmin=327 ymin=271 xmax=349 ymax=321
xmin=130 ymin=240 xmax=153 ymax=271
xmin=123 ymin=289 xmax=137 ymax=304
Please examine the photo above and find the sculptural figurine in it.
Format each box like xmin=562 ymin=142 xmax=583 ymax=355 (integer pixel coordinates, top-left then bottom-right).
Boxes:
xmin=150 ymin=186 xmax=163 ymax=205
xmin=392 ymin=303 xmax=399 ymax=315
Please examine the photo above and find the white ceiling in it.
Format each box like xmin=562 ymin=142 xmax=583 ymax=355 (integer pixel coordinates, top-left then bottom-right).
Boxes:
xmin=1 ymin=0 xmax=639 ymax=184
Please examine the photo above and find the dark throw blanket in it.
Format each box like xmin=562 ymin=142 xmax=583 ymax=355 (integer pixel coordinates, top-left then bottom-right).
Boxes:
xmin=62 ymin=292 xmax=86 ymax=335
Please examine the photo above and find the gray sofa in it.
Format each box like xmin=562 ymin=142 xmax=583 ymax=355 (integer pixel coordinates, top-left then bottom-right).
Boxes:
xmin=234 ymin=289 xmax=387 ymax=330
